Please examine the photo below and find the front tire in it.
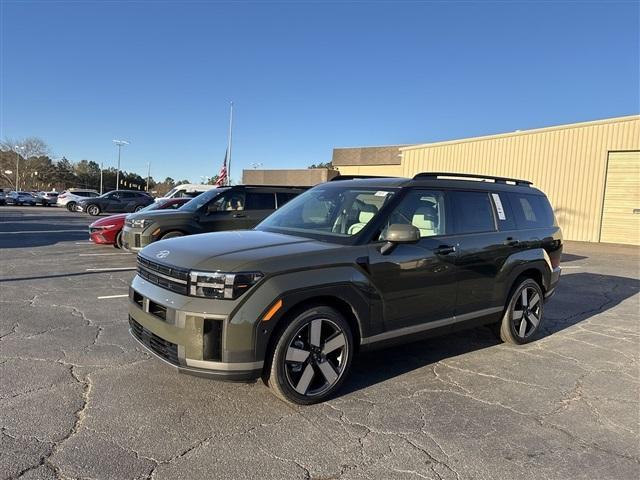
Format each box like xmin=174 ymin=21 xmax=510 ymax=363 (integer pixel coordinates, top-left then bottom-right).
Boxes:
xmin=266 ymin=305 xmax=353 ymax=405
xmin=114 ymin=231 xmax=123 ymax=249
xmin=66 ymin=202 xmax=76 ymax=212
xmin=87 ymin=204 xmax=101 ymax=216
xmin=499 ymin=278 xmax=544 ymax=344
xmin=134 ymin=205 xmax=144 ymax=212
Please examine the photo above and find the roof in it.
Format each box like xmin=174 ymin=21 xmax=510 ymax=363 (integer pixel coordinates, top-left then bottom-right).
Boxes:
xmin=400 ymin=115 xmax=639 ymax=152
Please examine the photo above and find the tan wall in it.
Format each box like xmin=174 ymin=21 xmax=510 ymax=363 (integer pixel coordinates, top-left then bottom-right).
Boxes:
xmin=243 ymin=168 xmax=339 ymax=186
xmin=332 ymin=145 xmax=405 ymax=166
xmin=334 ymin=164 xmax=405 ymax=177
xmin=600 ymin=151 xmax=640 ymax=245
xmin=399 ymin=116 xmax=640 ymax=242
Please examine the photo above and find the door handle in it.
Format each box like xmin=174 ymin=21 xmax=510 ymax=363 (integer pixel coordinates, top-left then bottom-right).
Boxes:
xmin=435 ymin=245 xmax=456 ymax=255
xmin=232 ymin=213 xmax=246 ymax=218
xmin=504 ymin=237 xmax=520 ymax=247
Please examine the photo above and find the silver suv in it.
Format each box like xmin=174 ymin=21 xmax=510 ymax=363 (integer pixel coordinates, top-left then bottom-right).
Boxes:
xmin=56 ymin=189 xmax=100 ymax=211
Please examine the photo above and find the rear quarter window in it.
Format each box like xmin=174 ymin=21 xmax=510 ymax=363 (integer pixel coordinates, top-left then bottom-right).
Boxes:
xmin=507 ymin=193 xmax=555 ymax=229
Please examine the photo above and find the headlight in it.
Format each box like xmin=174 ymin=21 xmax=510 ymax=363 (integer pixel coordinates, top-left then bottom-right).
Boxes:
xmin=130 ymin=219 xmax=153 ymax=229
xmin=189 ymin=271 xmax=263 ymax=299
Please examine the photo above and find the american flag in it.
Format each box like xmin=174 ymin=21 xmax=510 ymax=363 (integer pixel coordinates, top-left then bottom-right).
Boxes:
xmin=215 ymin=150 xmax=228 ymax=186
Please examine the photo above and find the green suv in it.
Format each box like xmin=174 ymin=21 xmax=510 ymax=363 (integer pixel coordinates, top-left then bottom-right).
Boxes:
xmin=128 ymin=173 xmax=562 ymax=404
xmin=122 ymin=185 xmax=305 ymax=252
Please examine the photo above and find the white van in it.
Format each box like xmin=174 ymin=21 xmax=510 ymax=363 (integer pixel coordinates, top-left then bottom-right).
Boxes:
xmin=154 ymin=184 xmax=217 ymax=202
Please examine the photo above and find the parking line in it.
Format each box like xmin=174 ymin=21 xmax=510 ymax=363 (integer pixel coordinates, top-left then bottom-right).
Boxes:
xmin=562 ymin=266 xmax=582 ymax=269
xmin=75 ymin=242 xmax=92 ymax=245
xmin=97 ymin=294 xmax=129 ymax=299
xmin=79 ymin=253 xmax=131 ymax=256
xmin=85 ymin=267 xmax=136 ymax=271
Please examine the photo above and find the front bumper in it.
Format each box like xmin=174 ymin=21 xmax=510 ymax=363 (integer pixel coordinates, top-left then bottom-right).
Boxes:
xmin=122 ymin=226 xmax=153 ymax=252
xmin=128 ymin=275 xmax=264 ymax=382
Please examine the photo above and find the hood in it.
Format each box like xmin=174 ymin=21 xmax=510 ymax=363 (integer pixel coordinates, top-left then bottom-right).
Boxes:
xmin=90 ymin=214 xmax=127 ymax=227
xmin=129 ymin=210 xmax=193 ymax=222
xmin=138 ymin=230 xmax=335 ymax=272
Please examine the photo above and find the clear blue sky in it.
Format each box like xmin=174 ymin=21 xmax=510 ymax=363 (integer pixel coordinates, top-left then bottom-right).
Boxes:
xmin=2 ymin=0 xmax=638 ymax=183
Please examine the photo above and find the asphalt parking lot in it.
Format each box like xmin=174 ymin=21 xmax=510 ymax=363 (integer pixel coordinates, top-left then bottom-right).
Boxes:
xmin=1 ymin=206 xmax=639 ymax=480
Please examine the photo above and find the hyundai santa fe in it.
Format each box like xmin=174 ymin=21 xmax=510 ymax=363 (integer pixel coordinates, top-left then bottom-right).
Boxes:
xmin=128 ymin=173 xmax=562 ymax=404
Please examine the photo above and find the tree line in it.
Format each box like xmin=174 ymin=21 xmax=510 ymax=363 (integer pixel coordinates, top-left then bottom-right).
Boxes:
xmin=0 ymin=137 xmax=193 ymax=196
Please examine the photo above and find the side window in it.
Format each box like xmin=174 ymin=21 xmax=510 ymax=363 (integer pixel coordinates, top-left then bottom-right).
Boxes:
xmin=245 ymin=192 xmax=276 ymax=210
xmin=381 ymin=190 xmax=446 ymax=238
xmin=490 ymin=192 xmax=517 ymax=231
xmin=507 ymin=193 xmax=555 ymax=229
xmin=450 ymin=191 xmax=496 ymax=234
xmin=208 ymin=191 xmax=245 ymax=212
xmin=276 ymin=192 xmax=299 ymax=208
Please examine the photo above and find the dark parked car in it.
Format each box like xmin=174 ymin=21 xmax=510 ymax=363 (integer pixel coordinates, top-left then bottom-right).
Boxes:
xmin=77 ymin=190 xmax=154 ymax=216
xmin=128 ymin=173 xmax=562 ymax=404
xmin=121 ymin=185 xmax=306 ymax=251
xmin=7 ymin=191 xmax=37 ymax=206
xmin=0 ymin=189 xmax=6 ymax=205
xmin=89 ymin=198 xmax=190 ymax=248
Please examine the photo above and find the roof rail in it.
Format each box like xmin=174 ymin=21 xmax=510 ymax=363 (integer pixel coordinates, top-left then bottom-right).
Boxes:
xmin=413 ymin=172 xmax=532 ymax=186
xmin=329 ymin=175 xmax=399 ymax=181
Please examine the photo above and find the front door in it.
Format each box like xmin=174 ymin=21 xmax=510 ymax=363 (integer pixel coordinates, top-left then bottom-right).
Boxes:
xmin=198 ymin=191 xmax=248 ymax=232
xmin=367 ymin=189 xmax=458 ymax=331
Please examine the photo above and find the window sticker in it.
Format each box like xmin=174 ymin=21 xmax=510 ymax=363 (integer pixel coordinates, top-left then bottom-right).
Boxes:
xmin=491 ymin=193 xmax=507 ymax=220
xmin=374 ymin=191 xmax=391 ymax=197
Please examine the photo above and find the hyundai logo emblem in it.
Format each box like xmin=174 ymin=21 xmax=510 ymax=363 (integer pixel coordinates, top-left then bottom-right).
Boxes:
xmin=156 ymin=250 xmax=170 ymax=259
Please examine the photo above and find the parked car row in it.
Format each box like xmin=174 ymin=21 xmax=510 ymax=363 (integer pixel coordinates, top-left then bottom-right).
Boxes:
xmin=0 ymin=190 xmax=60 ymax=206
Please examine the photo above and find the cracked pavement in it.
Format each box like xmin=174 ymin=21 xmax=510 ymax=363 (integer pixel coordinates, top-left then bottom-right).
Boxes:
xmin=1 ymin=206 xmax=639 ymax=479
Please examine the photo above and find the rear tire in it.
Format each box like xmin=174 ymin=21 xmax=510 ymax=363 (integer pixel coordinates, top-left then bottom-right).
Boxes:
xmin=499 ymin=278 xmax=544 ymax=344
xmin=266 ymin=305 xmax=353 ymax=405
xmin=66 ymin=202 xmax=76 ymax=212
xmin=160 ymin=231 xmax=183 ymax=240
xmin=114 ymin=231 xmax=123 ymax=249
xmin=87 ymin=204 xmax=101 ymax=216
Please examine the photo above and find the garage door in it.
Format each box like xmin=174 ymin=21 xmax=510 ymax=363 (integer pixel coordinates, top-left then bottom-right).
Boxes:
xmin=600 ymin=151 xmax=640 ymax=245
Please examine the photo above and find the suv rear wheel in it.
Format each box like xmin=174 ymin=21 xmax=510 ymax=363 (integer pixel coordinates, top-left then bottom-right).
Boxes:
xmin=267 ymin=305 xmax=353 ymax=405
xmin=500 ymin=278 xmax=544 ymax=344
xmin=87 ymin=204 xmax=101 ymax=216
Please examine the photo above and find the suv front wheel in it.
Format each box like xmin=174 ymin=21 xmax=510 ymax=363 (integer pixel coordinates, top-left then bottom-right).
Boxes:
xmin=266 ymin=305 xmax=353 ymax=405
xmin=500 ymin=278 xmax=544 ymax=344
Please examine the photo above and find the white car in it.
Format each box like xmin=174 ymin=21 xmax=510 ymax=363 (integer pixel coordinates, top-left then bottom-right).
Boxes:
xmin=154 ymin=183 xmax=216 ymax=202
xmin=56 ymin=189 xmax=100 ymax=211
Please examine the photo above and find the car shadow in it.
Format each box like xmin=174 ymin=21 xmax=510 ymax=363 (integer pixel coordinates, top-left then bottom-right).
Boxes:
xmin=561 ymin=253 xmax=588 ymax=263
xmin=0 ymin=225 xmax=90 ymax=248
xmin=338 ymin=272 xmax=639 ymax=397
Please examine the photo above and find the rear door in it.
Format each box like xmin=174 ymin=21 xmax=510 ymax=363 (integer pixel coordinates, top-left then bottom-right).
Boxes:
xmin=448 ymin=190 xmax=506 ymax=316
xmin=243 ymin=190 xmax=277 ymax=228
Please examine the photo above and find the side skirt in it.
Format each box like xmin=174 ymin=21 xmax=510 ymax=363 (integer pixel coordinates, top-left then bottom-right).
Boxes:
xmin=360 ymin=306 xmax=503 ymax=351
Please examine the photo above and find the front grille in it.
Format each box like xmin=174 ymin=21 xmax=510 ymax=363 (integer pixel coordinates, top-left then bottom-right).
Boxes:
xmin=129 ymin=317 xmax=179 ymax=365
xmin=137 ymin=255 xmax=189 ymax=295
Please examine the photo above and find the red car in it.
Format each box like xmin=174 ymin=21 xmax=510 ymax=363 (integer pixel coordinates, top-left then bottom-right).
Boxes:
xmin=89 ymin=198 xmax=189 ymax=248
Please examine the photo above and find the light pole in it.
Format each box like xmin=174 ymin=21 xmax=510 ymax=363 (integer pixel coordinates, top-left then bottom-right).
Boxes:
xmin=146 ymin=162 xmax=150 ymax=192
xmin=14 ymin=145 xmax=24 ymax=191
xmin=112 ymin=139 xmax=130 ymax=190
xmin=100 ymin=162 xmax=104 ymax=194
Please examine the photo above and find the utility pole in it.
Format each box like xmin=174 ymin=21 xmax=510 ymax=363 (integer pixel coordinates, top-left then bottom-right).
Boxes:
xmin=227 ymin=102 xmax=233 ymax=186
xmin=100 ymin=162 xmax=104 ymax=194
xmin=146 ymin=162 xmax=150 ymax=192
xmin=13 ymin=145 xmax=23 ymax=191
xmin=112 ymin=139 xmax=130 ymax=190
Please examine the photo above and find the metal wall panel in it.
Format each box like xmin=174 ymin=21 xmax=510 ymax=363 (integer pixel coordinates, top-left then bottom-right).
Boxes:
xmin=600 ymin=151 xmax=640 ymax=245
xmin=399 ymin=116 xmax=640 ymax=242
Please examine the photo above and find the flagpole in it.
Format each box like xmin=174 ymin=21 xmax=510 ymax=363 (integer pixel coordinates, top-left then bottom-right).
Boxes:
xmin=227 ymin=101 xmax=233 ymax=186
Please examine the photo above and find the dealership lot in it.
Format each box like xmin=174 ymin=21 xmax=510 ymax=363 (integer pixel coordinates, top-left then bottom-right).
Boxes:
xmin=1 ymin=206 xmax=638 ymax=480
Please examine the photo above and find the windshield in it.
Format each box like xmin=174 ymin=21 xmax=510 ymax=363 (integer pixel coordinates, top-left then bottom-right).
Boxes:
xmin=257 ymin=185 xmax=397 ymax=240
xmin=179 ymin=187 xmax=225 ymax=212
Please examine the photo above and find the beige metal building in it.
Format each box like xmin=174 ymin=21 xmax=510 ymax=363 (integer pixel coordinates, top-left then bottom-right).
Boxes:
xmin=333 ymin=115 xmax=640 ymax=245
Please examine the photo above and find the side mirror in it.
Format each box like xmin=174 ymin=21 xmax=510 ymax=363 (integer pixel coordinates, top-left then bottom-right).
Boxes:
xmin=380 ymin=224 xmax=420 ymax=255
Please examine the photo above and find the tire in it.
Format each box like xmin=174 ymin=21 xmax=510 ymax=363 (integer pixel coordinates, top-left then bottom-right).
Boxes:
xmin=134 ymin=205 xmax=145 ymax=212
xmin=499 ymin=278 xmax=544 ymax=344
xmin=266 ymin=305 xmax=354 ymax=405
xmin=114 ymin=231 xmax=123 ymax=249
xmin=87 ymin=204 xmax=101 ymax=216
xmin=66 ymin=202 xmax=76 ymax=212
xmin=160 ymin=231 xmax=184 ymax=240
